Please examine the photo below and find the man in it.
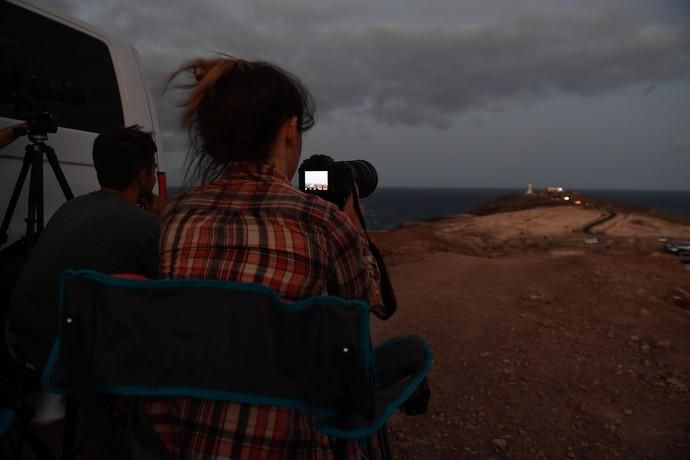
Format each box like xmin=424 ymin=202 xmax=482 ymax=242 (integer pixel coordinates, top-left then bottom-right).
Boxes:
xmin=7 ymin=125 xmax=164 ymax=369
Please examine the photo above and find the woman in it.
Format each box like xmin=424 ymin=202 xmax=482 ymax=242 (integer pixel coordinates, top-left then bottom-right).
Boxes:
xmin=142 ymin=57 xmax=382 ymax=459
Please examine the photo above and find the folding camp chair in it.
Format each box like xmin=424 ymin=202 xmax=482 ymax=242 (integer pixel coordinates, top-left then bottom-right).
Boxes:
xmin=42 ymin=270 xmax=432 ymax=459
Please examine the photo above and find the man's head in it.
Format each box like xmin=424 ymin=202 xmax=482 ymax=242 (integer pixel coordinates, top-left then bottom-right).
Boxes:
xmin=92 ymin=125 xmax=157 ymax=198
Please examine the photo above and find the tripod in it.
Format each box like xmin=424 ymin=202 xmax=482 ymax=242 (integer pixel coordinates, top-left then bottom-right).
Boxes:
xmin=0 ymin=131 xmax=76 ymax=460
xmin=0 ymin=132 xmax=74 ymax=248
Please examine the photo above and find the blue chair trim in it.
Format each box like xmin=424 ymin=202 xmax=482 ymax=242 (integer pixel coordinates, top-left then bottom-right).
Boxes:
xmin=43 ymin=270 xmax=432 ymax=440
xmin=0 ymin=409 xmax=14 ymax=434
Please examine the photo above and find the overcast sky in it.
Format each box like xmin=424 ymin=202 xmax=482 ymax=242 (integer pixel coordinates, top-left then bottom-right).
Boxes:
xmin=43 ymin=0 xmax=690 ymax=190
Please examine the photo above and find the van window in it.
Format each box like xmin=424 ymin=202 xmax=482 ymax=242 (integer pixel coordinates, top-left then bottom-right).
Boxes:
xmin=0 ymin=2 xmax=124 ymax=133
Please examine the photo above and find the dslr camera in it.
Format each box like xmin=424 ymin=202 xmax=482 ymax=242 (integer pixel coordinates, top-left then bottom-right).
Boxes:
xmin=24 ymin=111 xmax=58 ymax=136
xmin=298 ymin=154 xmax=378 ymax=208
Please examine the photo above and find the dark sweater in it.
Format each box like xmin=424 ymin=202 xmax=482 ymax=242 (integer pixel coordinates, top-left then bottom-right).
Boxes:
xmin=8 ymin=190 xmax=159 ymax=367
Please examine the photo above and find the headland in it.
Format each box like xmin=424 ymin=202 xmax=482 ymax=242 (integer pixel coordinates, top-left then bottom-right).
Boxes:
xmin=370 ymin=190 xmax=690 ymax=459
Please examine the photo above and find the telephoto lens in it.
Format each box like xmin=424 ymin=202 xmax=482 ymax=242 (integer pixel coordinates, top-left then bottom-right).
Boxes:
xmin=346 ymin=160 xmax=378 ymax=198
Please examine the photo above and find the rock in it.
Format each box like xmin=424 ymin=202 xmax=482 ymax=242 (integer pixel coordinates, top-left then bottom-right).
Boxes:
xmin=630 ymin=335 xmax=640 ymax=342
xmin=492 ymin=438 xmax=508 ymax=449
xmin=655 ymin=340 xmax=672 ymax=349
xmin=638 ymin=308 xmax=651 ymax=318
xmin=623 ymin=409 xmax=633 ymax=416
xmin=672 ymin=287 xmax=690 ymax=297
xmin=480 ymin=351 xmax=493 ymax=358
xmin=665 ymin=377 xmax=688 ymax=392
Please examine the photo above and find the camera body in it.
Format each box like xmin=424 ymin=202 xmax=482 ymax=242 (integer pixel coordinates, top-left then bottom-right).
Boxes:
xmin=298 ymin=154 xmax=378 ymax=208
xmin=27 ymin=112 xmax=58 ymax=135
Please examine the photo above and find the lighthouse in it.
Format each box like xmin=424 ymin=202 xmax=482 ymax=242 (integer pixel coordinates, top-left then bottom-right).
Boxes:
xmin=526 ymin=183 xmax=534 ymax=195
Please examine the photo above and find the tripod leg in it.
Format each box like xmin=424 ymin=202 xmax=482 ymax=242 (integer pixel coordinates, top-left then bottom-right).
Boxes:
xmin=26 ymin=146 xmax=45 ymax=245
xmin=43 ymin=145 xmax=74 ymax=201
xmin=0 ymin=150 xmax=32 ymax=246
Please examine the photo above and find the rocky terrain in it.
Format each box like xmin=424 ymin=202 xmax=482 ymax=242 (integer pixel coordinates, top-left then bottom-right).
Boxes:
xmin=370 ymin=194 xmax=690 ymax=459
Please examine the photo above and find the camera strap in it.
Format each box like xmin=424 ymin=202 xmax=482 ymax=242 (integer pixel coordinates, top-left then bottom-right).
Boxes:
xmin=352 ymin=193 xmax=397 ymax=320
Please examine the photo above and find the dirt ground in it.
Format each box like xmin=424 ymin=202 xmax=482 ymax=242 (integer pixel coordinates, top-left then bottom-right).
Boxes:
xmin=369 ymin=202 xmax=690 ymax=459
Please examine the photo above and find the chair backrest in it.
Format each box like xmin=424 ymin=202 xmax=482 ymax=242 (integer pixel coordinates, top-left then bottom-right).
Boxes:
xmin=42 ymin=270 xmax=431 ymax=440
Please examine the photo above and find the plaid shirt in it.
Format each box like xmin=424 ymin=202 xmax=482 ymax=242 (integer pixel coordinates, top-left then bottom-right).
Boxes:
xmin=142 ymin=161 xmax=382 ymax=459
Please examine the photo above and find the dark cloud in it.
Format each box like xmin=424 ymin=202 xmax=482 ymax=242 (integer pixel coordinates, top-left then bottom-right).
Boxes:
xmin=673 ymin=137 xmax=690 ymax=153
xmin=45 ymin=1 xmax=690 ymax=129
xmin=35 ymin=0 xmax=690 ymax=185
xmin=295 ymin=11 xmax=690 ymax=127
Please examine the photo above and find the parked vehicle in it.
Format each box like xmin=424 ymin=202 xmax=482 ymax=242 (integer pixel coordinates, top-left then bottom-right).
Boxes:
xmin=664 ymin=241 xmax=690 ymax=256
xmin=1 ymin=0 xmax=166 ymax=248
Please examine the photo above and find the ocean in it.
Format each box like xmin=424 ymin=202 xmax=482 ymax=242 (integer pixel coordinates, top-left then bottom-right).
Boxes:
xmin=167 ymin=186 xmax=690 ymax=231
xmin=363 ymin=188 xmax=690 ymax=230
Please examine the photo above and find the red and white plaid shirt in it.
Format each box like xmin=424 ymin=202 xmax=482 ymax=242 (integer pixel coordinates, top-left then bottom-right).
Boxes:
xmin=143 ymin=161 xmax=383 ymax=459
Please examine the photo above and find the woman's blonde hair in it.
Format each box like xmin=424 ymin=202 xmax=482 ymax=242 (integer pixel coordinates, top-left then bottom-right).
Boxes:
xmin=168 ymin=56 xmax=315 ymax=183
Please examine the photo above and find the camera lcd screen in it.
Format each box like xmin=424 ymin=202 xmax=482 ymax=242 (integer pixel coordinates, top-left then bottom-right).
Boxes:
xmin=304 ymin=170 xmax=328 ymax=191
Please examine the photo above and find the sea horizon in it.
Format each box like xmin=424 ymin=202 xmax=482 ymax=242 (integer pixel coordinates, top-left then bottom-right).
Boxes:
xmin=167 ymin=185 xmax=690 ymax=231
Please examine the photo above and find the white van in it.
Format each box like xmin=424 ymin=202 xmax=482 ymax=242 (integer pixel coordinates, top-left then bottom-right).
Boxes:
xmin=0 ymin=0 xmax=167 ymax=248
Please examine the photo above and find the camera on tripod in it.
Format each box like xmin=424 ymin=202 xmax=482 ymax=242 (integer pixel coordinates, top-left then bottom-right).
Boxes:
xmin=0 ymin=39 xmax=80 ymax=248
xmin=11 ymin=112 xmax=58 ymax=142
xmin=24 ymin=112 xmax=57 ymax=136
xmin=298 ymin=154 xmax=378 ymax=208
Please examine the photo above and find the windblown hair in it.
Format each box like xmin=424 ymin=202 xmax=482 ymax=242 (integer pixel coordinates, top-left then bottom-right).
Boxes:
xmin=168 ymin=56 xmax=315 ymax=183
xmin=92 ymin=125 xmax=157 ymax=190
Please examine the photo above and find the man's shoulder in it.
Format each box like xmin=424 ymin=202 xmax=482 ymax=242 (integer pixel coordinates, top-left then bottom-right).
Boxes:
xmin=56 ymin=191 xmax=158 ymax=230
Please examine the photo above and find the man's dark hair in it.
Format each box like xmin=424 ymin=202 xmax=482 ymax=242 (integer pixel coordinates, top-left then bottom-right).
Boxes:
xmin=92 ymin=125 xmax=157 ymax=190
